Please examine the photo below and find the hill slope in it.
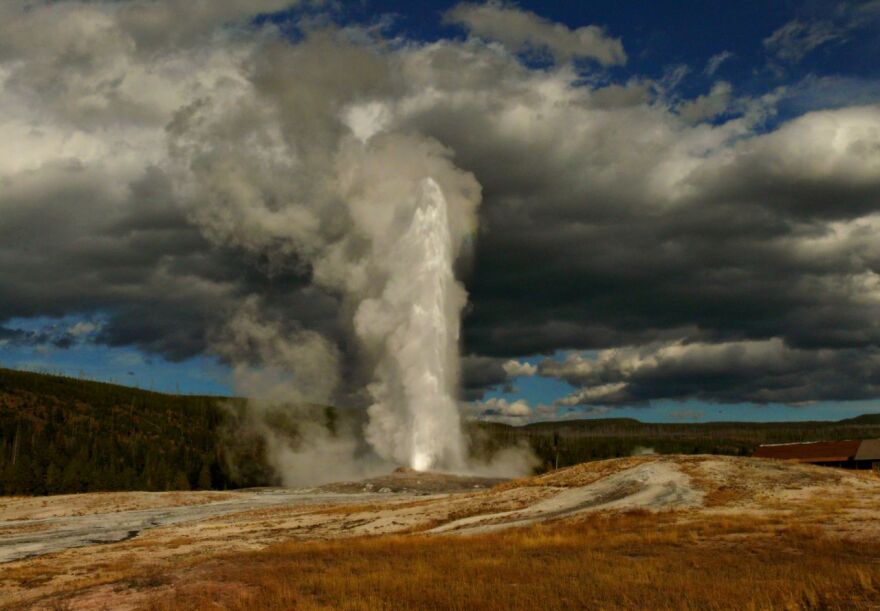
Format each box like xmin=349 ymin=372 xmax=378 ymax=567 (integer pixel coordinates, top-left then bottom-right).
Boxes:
xmin=0 ymin=368 xmax=253 ymax=495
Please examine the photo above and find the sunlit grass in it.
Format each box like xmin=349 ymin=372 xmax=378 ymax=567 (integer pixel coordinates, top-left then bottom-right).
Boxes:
xmin=143 ymin=511 xmax=880 ymax=611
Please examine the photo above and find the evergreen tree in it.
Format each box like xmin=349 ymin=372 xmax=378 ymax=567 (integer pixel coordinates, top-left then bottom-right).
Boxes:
xmin=172 ymin=470 xmax=191 ymax=491
xmin=45 ymin=463 xmax=62 ymax=491
xmin=197 ymin=462 xmax=212 ymax=490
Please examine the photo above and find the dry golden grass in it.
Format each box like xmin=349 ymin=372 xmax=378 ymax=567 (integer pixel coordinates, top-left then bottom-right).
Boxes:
xmin=141 ymin=511 xmax=880 ymax=611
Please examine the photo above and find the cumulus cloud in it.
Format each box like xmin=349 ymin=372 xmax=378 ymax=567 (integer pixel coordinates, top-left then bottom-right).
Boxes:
xmin=460 ymin=354 xmax=510 ymax=400
xmin=445 ymin=1 xmax=626 ymax=65
xmin=67 ymin=321 xmax=99 ymax=337
xmin=466 ymin=396 xmax=533 ymax=424
xmin=502 ymin=359 xmax=537 ymax=378
xmin=113 ymin=0 xmax=297 ymax=50
xmin=459 ymin=356 xmax=536 ymax=400
xmin=678 ymin=81 xmax=732 ymax=122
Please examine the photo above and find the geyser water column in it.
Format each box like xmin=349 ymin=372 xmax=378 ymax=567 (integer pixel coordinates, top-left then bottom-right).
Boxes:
xmin=357 ymin=178 xmax=468 ymax=472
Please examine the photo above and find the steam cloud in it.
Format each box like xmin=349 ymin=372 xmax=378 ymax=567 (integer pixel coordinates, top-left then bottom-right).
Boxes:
xmin=167 ymin=32 xmax=481 ymax=475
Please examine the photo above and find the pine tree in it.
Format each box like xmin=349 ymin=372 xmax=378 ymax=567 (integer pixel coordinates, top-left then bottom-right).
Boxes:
xmin=173 ymin=470 xmax=191 ymax=491
xmin=197 ymin=462 xmax=212 ymax=489
xmin=45 ymin=462 xmax=62 ymax=492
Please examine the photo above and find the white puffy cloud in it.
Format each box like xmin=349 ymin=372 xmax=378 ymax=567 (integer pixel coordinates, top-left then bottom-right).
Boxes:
xmin=445 ymin=1 xmax=626 ymax=65
xmin=67 ymin=321 xmax=99 ymax=337
xmin=502 ymin=359 xmax=537 ymax=378
xmin=679 ymin=81 xmax=732 ymax=122
xmin=469 ymin=397 xmax=533 ymax=422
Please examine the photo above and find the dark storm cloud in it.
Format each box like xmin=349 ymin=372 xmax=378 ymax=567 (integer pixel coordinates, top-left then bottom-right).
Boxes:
xmin=2 ymin=1 xmax=880 ymax=409
xmin=539 ymin=340 xmax=880 ymax=406
xmin=387 ymin=44 xmax=880 ymax=405
xmin=0 ymin=159 xmax=342 ymax=363
xmin=0 ymin=161 xmax=230 ymax=358
xmin=0 ymin=327 xmax=42 ymax=346
xmin=417 ymin=99 xmax=880 ymax=362
xmin=460 ymin=355 xmax=511 ymax=400
xmin=0 ymin=321 xmax=96 ymax=350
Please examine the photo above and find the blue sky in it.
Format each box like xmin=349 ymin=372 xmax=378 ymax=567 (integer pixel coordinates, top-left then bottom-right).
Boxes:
xmin=2 ymin=1 xmax=880 ymax=423
xmin=0 ymin=315 xmax=232 ymax=396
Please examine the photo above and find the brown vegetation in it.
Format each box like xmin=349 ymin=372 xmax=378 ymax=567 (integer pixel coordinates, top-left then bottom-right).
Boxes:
xmin=142 ymin=511 xmax=880 ymax=611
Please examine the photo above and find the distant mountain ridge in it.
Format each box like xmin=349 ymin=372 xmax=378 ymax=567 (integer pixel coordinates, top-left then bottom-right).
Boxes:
xmin=838 ymin=413 xmax=880 ymax=425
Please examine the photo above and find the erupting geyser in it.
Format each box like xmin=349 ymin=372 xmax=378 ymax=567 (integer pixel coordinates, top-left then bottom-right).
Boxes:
xmin=171 ymin=56 xmax=481 ymax=480
xmin=358 ymin=178 xmax=468 ymax=472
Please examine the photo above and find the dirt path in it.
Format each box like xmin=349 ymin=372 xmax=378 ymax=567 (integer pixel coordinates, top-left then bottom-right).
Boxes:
xmin=0 ymin=489 xmax=392 ymax=564
xmin=0 ymin=469 xmax=506 ymax=565
xmin=431 ymin=461 xmax=703 ymax=534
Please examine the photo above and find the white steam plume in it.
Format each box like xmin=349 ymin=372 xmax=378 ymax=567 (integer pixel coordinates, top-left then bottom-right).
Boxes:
xmin=169 ymin=33 xmax=481 ymax=475
xmin=211 ymin=297 xmax=390 ymax=487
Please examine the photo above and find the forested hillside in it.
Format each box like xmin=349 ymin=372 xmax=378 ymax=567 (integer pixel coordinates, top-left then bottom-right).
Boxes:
xmin=0 ymin=368 xmax=264 ymax=495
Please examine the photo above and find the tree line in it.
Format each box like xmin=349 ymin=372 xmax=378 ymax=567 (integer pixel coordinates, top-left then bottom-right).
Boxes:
xmin=0 ymin=368 xmax=269 ymax=495
xmin=3 ymin=367 xmax=880 ymax=495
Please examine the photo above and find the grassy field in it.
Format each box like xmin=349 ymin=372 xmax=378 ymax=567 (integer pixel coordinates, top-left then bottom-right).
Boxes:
xmin=142 ymin=511 xmax=880 ymax=611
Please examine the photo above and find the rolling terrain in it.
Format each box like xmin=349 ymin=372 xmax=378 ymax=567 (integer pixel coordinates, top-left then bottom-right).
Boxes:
xmin=2 ymin=367 xmax=879 ymax=608
xmin=1 ymin=455 xmax=879 ymax=609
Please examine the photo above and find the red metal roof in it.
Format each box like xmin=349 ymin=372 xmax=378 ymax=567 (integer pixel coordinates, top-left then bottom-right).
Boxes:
xmin=753 ymin=440 xmax=861 ymax=462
